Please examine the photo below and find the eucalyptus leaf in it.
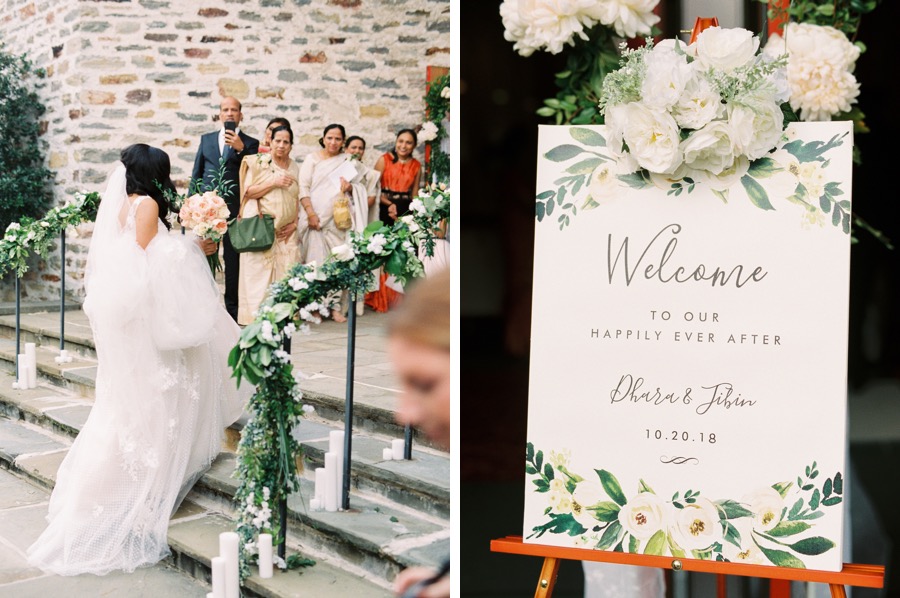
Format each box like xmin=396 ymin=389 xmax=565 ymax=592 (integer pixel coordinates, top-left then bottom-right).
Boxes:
xmin=566 ymin=158 xmax=604 ymax=175
xmin=544 ymin=144 xmax=584 ymax=162
xmin=741 ymin=175 xmax=775 ymax=211
xmin=570 ymin=128 xmax=607 ymax=147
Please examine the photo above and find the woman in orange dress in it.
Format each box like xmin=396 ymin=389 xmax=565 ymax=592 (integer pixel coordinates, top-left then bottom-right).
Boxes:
xmin=366 ymin=129 xmax=422 ymax=312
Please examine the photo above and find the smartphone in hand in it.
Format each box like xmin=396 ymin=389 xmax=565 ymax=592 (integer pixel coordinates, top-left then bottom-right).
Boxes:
xmin=224 ymin=121 xmax=236 ymax=133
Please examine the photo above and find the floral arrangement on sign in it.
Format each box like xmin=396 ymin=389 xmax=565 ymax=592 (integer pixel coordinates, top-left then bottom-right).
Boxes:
xmin=228 ymin=186 xmax=449 ymax=581
xmin=527 ymin=443 xmax=843 ymax=568
xmin=418 ymin=74 xmax=450 ymax=181
xmin=0 ymin=190 xmax=101 ymax=278
xmin=178 ymin=191 xmax=230 ymax=275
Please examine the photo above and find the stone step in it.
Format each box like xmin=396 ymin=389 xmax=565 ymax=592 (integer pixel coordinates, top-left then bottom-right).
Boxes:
xmin=0 ymin=371 xmax=450 ymax=520
xmin=0 ymin=310 xmax=442 ymax=449
xmin=0 ymin=415 xmax=432 ymax=595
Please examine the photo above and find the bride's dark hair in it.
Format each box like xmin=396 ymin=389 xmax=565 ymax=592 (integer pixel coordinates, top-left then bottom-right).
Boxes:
xmin=120 ymin=144 xmax=175 ymax=230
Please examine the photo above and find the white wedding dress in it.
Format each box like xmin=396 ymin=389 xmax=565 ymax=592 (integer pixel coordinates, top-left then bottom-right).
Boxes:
xmin=27 ymin=165 xmax=249 ymax=575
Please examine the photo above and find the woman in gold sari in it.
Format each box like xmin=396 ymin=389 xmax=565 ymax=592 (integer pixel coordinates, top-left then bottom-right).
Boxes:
xmin=237 ymin=125 xmax=300 ymax=325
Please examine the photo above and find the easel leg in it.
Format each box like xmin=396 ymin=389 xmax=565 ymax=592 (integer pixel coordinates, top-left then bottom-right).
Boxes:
xmin=534 ymin=557 xmax=560 ymax=598
xmin=829 ymin=584 xmax=847 ymax=598
xmin=717 ymin=574 xmax=728 ymax=598
xmin=769 ymin=579 xmax=791 ymax=598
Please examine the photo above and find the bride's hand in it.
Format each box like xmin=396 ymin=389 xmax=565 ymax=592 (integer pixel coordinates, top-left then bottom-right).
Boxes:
xmin=198 ymin=238 xmax=218 ymax=256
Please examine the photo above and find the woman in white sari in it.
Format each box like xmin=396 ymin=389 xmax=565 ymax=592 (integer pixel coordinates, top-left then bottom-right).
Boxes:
xmin=298 ymin=123 xmax=369 ymax=322
xmin=237 ymin=125 xmax=301 ymax=325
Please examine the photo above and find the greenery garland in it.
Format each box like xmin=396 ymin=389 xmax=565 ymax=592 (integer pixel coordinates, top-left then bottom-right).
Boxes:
xmin=0 ymin=191 xmax=101 ymax=278
xmin=423 ymin=74 xmax=450 ymax=181
xmin=228 ymin=183 xmax=450 ymax=581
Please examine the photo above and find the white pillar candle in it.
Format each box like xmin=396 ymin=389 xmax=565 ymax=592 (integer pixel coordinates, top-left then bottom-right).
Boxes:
xmin=324 ymin=452 xmax=338 ymax=512
xmin=258 ymin=532 xmax=273 ymax=578
xmin=309 ymin=497 xmax=321 ymax=511
xmin=314 ymin=467 xmax=326 ymax=503
xmin=329 ymin=431 xmax=344 ymax=504
xmin=382 ymin=447 xmax=393 ymax=461
xmin=25 ymin=343 xmax=37 ymax=388
xmin=16 ymin=354 xmax=28 ymax=389
xmin=210 ymin=556 xmax=226 ymax=598
xmin=391 ymin=438 xmax=405 ymax=460
xmin=218 ymin=532 xmax=240 ymax=598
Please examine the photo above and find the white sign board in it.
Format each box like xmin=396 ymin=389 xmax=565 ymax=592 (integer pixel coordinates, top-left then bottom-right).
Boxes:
xmin=524 ymin=122 xmax=852 ymax=571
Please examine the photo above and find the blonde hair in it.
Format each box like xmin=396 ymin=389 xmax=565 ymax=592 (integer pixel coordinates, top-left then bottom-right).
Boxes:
xmin=388 ymin=268 xmax=450 ymax=351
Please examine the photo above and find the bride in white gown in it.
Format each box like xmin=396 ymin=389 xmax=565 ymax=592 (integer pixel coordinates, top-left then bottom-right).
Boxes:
xmin=27 ymin=144 xmax=249 ymax=575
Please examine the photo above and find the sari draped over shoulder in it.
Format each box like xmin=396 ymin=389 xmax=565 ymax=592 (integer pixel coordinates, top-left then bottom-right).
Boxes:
xmin=348 ymin=158 xmax=380 ymax=234
xmin=237 ymin=154 xmax=300 ymax=325
xmin=298 ymin=152 xmax=353 ymax=265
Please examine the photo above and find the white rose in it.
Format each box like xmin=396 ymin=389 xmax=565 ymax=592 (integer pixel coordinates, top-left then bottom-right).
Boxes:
xmin=418 ymin=121 xmax=439 ymax=142
xmin=671 ymin=497 xmax=720 ymax=551
xmin=603 ymin=104 xmax=641 ymax=174
xmin=729 ymin=97 xmax=784 ymax=160
xmin=330 ymin=244 xmax=355 ymax=262
xmin=743 ymin=487 xmax=784 ymax=532
xmin=570 ymin=479 xmax=605 ymax=528
xmin=672 ymin=71 xmax=722 ymax=130
xmin=440 ymin=86 xmax=450 ymax=99
xmin=586 ymin=162 xmax=620 ymax=205
xmin=681 ymin=120 xmax=736 ymax=175
xmin=615 ymin=102 xmax=682 ymax=174
xmin=618 ymin=492 xmax=668 ymax=540
xmin=694 ymin=27 xmax=759 ymax=73
xmin=641 ymin=44 xmax=693 ymax=110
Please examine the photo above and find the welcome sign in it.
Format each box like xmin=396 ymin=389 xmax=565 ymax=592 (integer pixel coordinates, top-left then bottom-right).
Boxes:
xmin=524 ymin=122 xmax=852 ymax=571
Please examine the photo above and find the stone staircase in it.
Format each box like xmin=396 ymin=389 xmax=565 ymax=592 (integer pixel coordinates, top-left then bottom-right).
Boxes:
xmin=0 ymin=307 xmax=449 ymax=596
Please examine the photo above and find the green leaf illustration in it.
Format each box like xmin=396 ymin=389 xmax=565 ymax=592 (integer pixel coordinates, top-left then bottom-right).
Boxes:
xmin=529 ymin=513 xmax=588 ymax=539
xmin=545 ymin=144 xmax=585 ymax=162
xmin=535 ymin=450 xmax=543 ymax=471
xmin=566 ymin=158 xmax=604 ymax=175
xmin=832 ymin=206 xmax=841 ymax=226
xmin=772 ymin=481 xmax=793 ymax=498
xmin=711 ymin=188 xmax=729 ymax=203
xmin=833 ymin=472 xmax=843 ymax=495
xmin=822 ymin=496 xmax=842 ymax=507
xmin=536 ymin=190 xmax=555 ymax=200
xmin=788 ymin=498 xmax=804 ymax=519
xmin=570 ymin=127 xmax=607 ymax=147
xmin=754 ymin=540 xmax=806 ymax=569
xmin=723 ymin=521 xmax=742 ymax=548
xmin=644 ymin=530 xmax=666 ymax=555
xmin=596 ymin=469 xmax=627 ymax=506
xmin=747 ymin=157 xmax=782 ymax=178
xmin=789 ymin=536 xmax=835 ymax=556
xmin=543 ymin=463 xmax=554 ymax=481
xmin=767 ymin=521 xmax=811 ymax=537
xmin=526 ymin=442 xmax=534 ymax=462
xmin=741 ymin=175 xmax=775 ymax=211
xmin=588 ymin=501 xmax=621 ymax=523
xmin=597 ymin=521 xmax=623 ymax=549
xmin=809 ymin=489 xmax=821 ymax=510
xmin=667 ymin=533 xmax=686 ymax=558
xmin=825 ymin=478 xmax=834 ymax=499
xmin=525 ymin=465 xmax=538 ymax=475
xmin=820 ymin=195 xmax=832 ymax=212
xmin=582 ymin=196 xmax=600 ymax=210
xmin=629 ymin=534 xmax=640 ymax=554
xmin=715 ymin=499 xmax=754 ymax=520
xmin=536 ymin=201 xmax=545 ymax=222
xmin=617 ymin=172 xmax=650 ymax=189
xmin=546 ymin=198 xmax=555 ymax=216
xmin=638 ymin=479 xmax=655 ymax=494
xmin=533 ymin=479 xmax=549 ymax=492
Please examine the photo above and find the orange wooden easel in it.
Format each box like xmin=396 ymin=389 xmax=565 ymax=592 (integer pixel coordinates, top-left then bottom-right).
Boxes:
xmin=491 ymin=536 xmax=884 ymax=598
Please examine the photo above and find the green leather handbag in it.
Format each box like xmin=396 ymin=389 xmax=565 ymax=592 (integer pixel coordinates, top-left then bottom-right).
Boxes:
xmin=228 ymin=199 xmax=275 ymax=253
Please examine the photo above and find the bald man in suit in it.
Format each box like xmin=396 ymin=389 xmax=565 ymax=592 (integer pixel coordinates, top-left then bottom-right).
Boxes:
xmin=192 ymin=96 xmax=259 ymax=321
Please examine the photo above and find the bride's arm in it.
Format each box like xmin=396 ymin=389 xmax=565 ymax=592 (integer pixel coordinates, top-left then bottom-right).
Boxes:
xmin=134 ymin=200 xmax=160 ymax=249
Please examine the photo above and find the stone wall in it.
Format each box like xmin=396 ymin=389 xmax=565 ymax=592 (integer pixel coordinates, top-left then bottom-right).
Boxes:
xmin=0 ymin=0 xmax=450 ymax=301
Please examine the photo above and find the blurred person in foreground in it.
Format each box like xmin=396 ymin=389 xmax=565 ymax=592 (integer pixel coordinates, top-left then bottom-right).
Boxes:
xmin=388 ymin=267 xmax=451 ymax=597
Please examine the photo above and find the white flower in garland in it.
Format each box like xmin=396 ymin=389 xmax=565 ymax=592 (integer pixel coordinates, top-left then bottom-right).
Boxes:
xmin=764 ymin=23 xmax=860 ymax=121
xmin=330 ymin=243 xmax=355 ymax=262
xmin=418 ymin=120 xmax=439 ymax=143
xmin=366 ymin=233 xmax=388 ymax=255
xmin=440 ymin=85 xmax=450 ymax=99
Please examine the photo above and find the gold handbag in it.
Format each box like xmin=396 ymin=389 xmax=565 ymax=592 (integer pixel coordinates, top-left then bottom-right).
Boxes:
xmin=333 ymin=196 xmax=352 ymax=231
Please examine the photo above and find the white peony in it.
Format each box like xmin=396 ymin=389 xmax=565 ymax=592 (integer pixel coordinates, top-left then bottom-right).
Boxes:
xmin=681 ymin=121 xmax=736 ymax=175
xmin=612 ymin=102 xmax=682 ymax=174
xmin=440 ymin=86 xmax=450 ymax=99
xmin=695 ymin=155 xmax=750 ymax=192
xmin=570 ymin=479 xmax=605 ymax=528
xmin=499 ymin=0 xmax=592 ymax=57
xmin=694 ymin=27 xmax=759 ymax=73
xmin=672 ymin=71 xmax=722 ymax=130
xmin=618 ymin=492 xmax=668 ymax=540
xmin=641 ymin=44 xmax=693 ymax=110
xmin=580 ymin=0 xmax=660 ymax=39
xmin=728 ymin=95 xmax=784 ymax=160
xmin=765 ymin=23 xmax=860 ymax=121
xmin=671 ymin=497 xmax=721 ymax=551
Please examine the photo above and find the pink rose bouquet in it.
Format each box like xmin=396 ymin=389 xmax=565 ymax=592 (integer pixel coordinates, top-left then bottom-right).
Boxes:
xmin=179 ymin=190 xmax=230 ymax=274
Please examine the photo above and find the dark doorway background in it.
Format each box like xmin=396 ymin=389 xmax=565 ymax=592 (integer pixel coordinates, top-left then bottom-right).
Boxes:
xmin=460 ymin=2 xmax=900 ymax=596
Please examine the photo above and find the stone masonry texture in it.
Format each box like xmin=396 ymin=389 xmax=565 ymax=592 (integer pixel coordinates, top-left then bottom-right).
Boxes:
xmin=0 ymin=0 xmax=451 ymax=300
